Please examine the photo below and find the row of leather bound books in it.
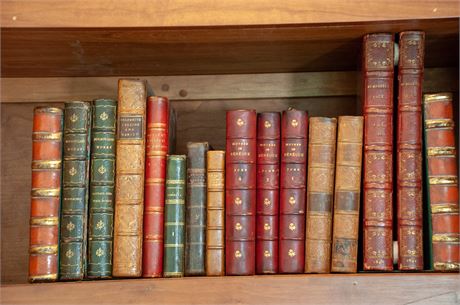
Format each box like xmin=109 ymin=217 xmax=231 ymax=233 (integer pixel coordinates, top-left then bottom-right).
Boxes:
xmin=29 ymin=31 xmax=459 ymax=283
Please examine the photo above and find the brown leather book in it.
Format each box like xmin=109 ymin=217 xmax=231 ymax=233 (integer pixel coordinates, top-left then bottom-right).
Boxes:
xmin=305 ymin=117 xmax=337 ymax=273
xmin=331 ymin=116 xmax=363 ymax=273
xmin=113 ymin=79 xmax=147 ymax=277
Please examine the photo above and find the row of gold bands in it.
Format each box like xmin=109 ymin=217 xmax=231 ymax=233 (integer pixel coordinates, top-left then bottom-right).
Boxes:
xmin=432 ymin=234 xmax=460 ymax=243
xmin=424 ymin=119 xmax=454 ymax=129
xmin=365 ymin=108 xmax=392 ymax=114
xmin=30 ymin=245 xmax=58 ymax=254
xmin=147 ymin=123 xmax=167 ymax=128
xmin=30 ymin=217 xmax=59 ymax=226
xmin=31 ymin=188 xmax=60 ymax=197
xmin=33 ymin=132 xmax=62 ymax=141
xmin=429 ymin=176 xmax=458 ymax=185
xmin=424 ymin=93 xmax=452 ymax=103
xmin=34 ymin=107 xmax=63 ymax=114
xmin=427 ymin=147 xmax=456 ymax=156
xmin=29 ymin=273 xmax=58 ymax=281
xmin=32 ymin=160 xmax=62 ymax=169
xmin=431 ymin=204 xmax=459 ymax=214
xmin=433 ymin=262 xmax=460 ymax=271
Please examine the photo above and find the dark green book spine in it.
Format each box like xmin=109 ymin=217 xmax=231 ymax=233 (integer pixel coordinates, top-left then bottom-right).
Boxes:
xmin=60 ymin=101 xmax=92 ymax=280
xmin=87 ymin=99 xmax=116 ymax=278
xmin=164 ymin=155 xmax=186 ymax=277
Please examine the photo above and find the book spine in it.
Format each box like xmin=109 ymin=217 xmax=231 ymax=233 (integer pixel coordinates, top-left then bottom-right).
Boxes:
xmin=397 ymin=31 xmax=425 ymax=271
xmin=279 ymin=109 xmax=308 ymax=273
xmin=331 ymin=116 xmax=363 ymax=273
xmin=87 ymin=99 xmax=116 ymax=279
xmin=113 ymin=79 xmax=147 ymax=277
xmin=185 ymin=142 xmax=209 ymax=276
xmin=29 ymin=107 xmax=63 ymax=282
xmin=225 ymin=109 xmax=257 ymax=275
xmin=164 ymin=155 xmax=186 ymax=277
xmin=362 ymin=33 xmax=395 ymax=271
xmin=423 ymin=93 xmax=459 ymax=272
xmin=206 ymin=151 xmax=226 ymax=276
xmin=60 ymin=101 xmax=92 ymax=280
xmin=143 ymin=96 xmax=169 ymax=277
xmin=256 ymin=112 xmax=280 ymax=274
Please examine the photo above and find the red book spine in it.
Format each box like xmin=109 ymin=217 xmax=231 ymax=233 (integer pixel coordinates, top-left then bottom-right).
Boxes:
xmin=362 ymin=33 xmax=394 ymax=271
xmin=279 ymin=109 xmax=308 ymax=273
xmin=226 ymin=109 xmax=257 ymax=275
xmin=143 ymin=96 xmax=169 ymax=277
xmin=256 ymin=112 xmax=280 ymax=274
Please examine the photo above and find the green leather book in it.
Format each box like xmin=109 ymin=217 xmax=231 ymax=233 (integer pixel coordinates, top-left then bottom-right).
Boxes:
xmin=60 ymin=101 xmax=92 ymax=280
xmin=164 ymin=155 xmax=186 ymax=277
xmin=87 ymin=99 xmax=116 ymax=278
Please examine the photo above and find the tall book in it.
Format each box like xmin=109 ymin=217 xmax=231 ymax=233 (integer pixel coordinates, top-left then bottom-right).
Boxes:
xmin=29 ymin=107 xmax=63 ymax=282
xmin=397 ymin=31 xmax=425 ymax=271
xmin=226 ymin=109 xmax=257 ymax=275
xmin=206 ymin=150 xmax=226 ymax=276
xmin=279 ymin=109 xmax=308 ymax=273
xmin=60 ymin=101 xmax=92 ymax=280
xmin=164 ymin=155 xmax=186 ymax=277
xmin=362 ymin=33 xmax=395 ymax=271
xmin=423 ymin=93 xmax=459 ymax=272
xmin=113 ymin=79 xmax=147 ymax=277
xmin=256 ymin=112 xmax=280 ymax=274
xmin=87 ymin=99 xmax=117 ymax=278
xmin=331 ymin=116 xmax=363 ymax=273
xmin=185 ymin=142 xmax=209 ymax=276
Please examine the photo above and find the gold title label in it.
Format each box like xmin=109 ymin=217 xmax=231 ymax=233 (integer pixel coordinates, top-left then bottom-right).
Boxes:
xmin=432 ymin=234 xmax=459 ymax=243
xmin=427 ymin=147 xmax=456 ymax=156
xmin=424 ymin=93 xmax=452 ymax=103
xmin=429 ymin=176 xmax=458 ymax=185
xmin=431 ymin=204 xmax=459 ymax=214
xmin=30 ymin=217 xmax=59 ymax=226
xmin=30 ymin=245 xmax=58 ymax=254
xmin=425 ymin=119 xmax=454 ymax=129
xmin=32 ymin=160 xmax=61 ymax=169
xmin=33 ymin=132 xmax=62 ymax=141
xmin=31 ymin=188 xmax=60 ymax=197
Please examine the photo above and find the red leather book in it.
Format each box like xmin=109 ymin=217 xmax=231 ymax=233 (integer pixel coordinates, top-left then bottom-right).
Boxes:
xmin=226 ymin=109 xmax=257 ymax=275
xmin=397 ymin=31 xmax=425 ymax=271
xmin=362 ymin=33 xmax=395 ymax=271
xmin=256 ymin=112 xmax=280 ymax=274
xmin=279 ymin=109 xmax=308 ymax=273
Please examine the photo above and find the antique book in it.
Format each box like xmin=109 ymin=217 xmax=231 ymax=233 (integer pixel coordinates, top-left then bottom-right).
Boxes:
xmin=60 ymin=101 xmax=92 ymax=280
xmin=279 ymin=109 xmax=308 ymax=273
xmin=397 ymin=31 xmax=425 ymax=271
xmin=226 ymin=109 xmax=257 ymax=275
xmin=305 ymin=117 xmax=337 ymax=273
xmin=185 ymin=142 xmax=209 ymax=276
xmin=256 ymin=112 xmax=280 ymax=274
xmin=164 ymin=155 xmax=187 ymax=277
xmin=87 ymin=99 xmax=117 ymax=278
xmin=362 ymin=33 xmax=395 ymax=271
xmin=331 ymin=116 xmax=363 ymax=273
xmin=423 ymin=93 xmax=459 ymax=272
xmin=113 ymin=79 xmax=147 ymax=277
xmin=29 ymin=107 xmax=64 ymax=282
xmin=206 ymin=150 xmax=226 ymax=276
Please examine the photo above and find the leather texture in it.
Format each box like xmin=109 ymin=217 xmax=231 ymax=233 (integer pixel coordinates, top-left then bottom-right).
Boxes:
xmin=113 ymin=79 xmax=146 ymax=277
xmin=362 ymin=33 xmax=395 ymax=271
xmin=29 ymin=107 xmax=63 ymax=282
xmin=331 ymin=116 xmax=363 ymax=273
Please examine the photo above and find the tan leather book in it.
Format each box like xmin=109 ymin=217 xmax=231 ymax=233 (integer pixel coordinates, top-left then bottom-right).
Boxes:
xmin=331 ymin=116 xmax=363 ymax=273
xmin=113 ymin=79 xmax=147 ymax=277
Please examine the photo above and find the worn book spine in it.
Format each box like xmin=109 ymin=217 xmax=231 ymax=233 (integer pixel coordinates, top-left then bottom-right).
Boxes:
xmin=143 ymin=96 xmax=169 ymax=277
xmin=87 ymin=99 xmax=116 ymax=279
xmin=279 ymin=109 xmax=308 ymax=274
xmin=362 ymin=33 xmax=395 ymax=271
xmin=226 ymin=109 xmax=257 ymax=275
xmin=206 ymin=151 xmax=226 ymax=276
xmin=331 ymin=116 xmax=363 ymax=273
xmin=397 ymin=31 xmax=425 ymax=271
xmin=60 ymin=101 xmax=92 ymax=280
xmin=423 ymin=93 xmax=459 ymax=272
xmin=113 ymin=79 xmax=147 ymax=277
xmin=164 ymin=155 xmax=186 ymax=277
xmin=256 ymin=112 xmax=280 ymax=274
xmin=29 ymin=107 xmax=63 ymax=282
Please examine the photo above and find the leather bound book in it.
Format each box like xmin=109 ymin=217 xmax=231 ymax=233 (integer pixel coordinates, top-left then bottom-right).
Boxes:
xmin=87 ymin=99 xmax=116 ymax=279
xmin=206 ymin=150 xmax=226 ymax=276
xmin=305 ymin=117 xmax=337 ymax=273
xmin=397 ymin=31 xmax=425 ymax=271
xmin=256 ymin=112 xmax=280 ymax=274
xmin=423 ymin=93 xmax=459 ymax=272
xmin=226 ymin=109 xmax=257 ymax=275
xmin=185 ymin=142 xmax=209 ymax=276
xmin=279 ymin=109 xmax=308 ymax=274
xmin=143 ymin=96 xmax=170 ymax=278
xmin=60 ymin=101 xmax=92 ymax=280
xmin=331 ymin=116 xmax=363 ymax=273
xmin=113 ymin=79 xmax=147 ymax=277
xmin=164 ymin=155 xmax=186 ymax=277
xmin=29 ymin=107 xmax=63 ymax=282
xmin=362 ymin=33 xmax=395 ymax=271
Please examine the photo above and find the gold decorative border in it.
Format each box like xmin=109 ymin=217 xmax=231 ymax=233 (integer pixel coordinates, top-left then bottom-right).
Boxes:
xmin=425 ymin=119 xmax=454 ymax=129
xmin=32 ymin=160 xmax=62 ymax=169
xmin=30 ymin=217 xmax=59 ymax=226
